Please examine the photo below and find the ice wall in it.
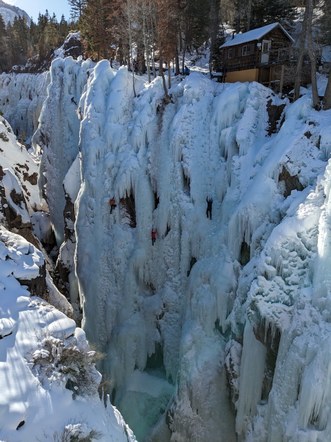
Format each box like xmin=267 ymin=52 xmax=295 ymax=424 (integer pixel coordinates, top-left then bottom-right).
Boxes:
xmin=37 ymin=57 xmax=331 ymax=442
xmin=33 ymin=57 xmax=93 ymax=244
xmin=0 ymin=72 xmax=49 ymax=144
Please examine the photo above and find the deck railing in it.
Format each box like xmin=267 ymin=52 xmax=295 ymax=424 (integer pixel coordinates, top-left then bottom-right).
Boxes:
xmin=219 ymin=47 xmax=310 ymax=72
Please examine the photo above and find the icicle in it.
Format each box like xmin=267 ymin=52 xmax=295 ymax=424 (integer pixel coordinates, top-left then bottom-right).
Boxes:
xmin=298 ymin=335 xmax=331 ymax=430
xmin=236 ymin=321 xmax=266 ymax=435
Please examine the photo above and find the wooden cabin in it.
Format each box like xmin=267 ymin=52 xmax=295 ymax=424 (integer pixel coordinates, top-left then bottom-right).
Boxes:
xmin=219 ymin=23 xmax=309 ymax=91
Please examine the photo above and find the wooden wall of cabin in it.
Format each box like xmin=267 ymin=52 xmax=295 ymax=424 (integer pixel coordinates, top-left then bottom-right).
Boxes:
xmin=268 ymin=28 xmax=293 ymax=64
xmin=268 ymin=28 xmax=292 ymax=51
xmin=220 ymin=44 xmax=260 ymax=71
xmin=226 ymin=68 xmax=259 ymax=82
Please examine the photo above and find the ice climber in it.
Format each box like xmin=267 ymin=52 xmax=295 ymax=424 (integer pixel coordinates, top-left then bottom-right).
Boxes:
xmin=109 ymin=197 xmax=117 ymax=214
xmin=151 ymin=228 xmax=157 ymax=245
xmin=206 ymin=197 xmax=213 ymax=220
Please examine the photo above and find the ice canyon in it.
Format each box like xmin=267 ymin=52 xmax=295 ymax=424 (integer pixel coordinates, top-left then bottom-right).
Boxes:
xmin=1 ymin=57 xmax=331 ymax=441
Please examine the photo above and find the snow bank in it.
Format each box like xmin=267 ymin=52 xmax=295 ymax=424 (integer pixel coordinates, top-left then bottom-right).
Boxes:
xmin=0 ymin=225 xmax=136 ymax=441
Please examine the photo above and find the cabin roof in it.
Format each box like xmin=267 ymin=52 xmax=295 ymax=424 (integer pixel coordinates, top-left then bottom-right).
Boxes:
xmin=220 ymin=22 xmax=294 ymax=48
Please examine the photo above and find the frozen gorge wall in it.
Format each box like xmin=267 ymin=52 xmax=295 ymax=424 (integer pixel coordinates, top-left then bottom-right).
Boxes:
xmin=0 ymin=71 xmax=49 ymax=144
xmin=33 ymin=57 xmax=93 ymax=245
xmin=37 ymin=57 xmax=331 ymax=442
xmin=0 ymin=114 xmax=137 ymax=442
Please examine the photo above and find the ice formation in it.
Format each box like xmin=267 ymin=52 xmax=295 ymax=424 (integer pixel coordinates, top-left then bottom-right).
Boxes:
xmin=0 ymin=72 xmax=49 ymax=144
xmin=4 ymin=55 xmax=331 ymax=441
xmin=0 ymin=113 xmax=137 ymax=441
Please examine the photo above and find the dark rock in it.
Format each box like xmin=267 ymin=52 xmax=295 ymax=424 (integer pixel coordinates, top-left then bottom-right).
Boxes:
xmin=278 ymin=166 xmax=304 ymax=198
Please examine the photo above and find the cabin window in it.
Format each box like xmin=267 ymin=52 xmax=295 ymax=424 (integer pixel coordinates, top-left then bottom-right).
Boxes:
xmin=242 ymin=44 xmax=254 ymax=56
xmin=228 ymin=48 xmax=234 ymax=59
xmin=262 ymin=40 xmax=271 ymax=53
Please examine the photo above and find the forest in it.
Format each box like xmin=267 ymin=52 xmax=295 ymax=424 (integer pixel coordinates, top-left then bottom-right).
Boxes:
xmin=0 ymin=0 xmax=330 ymax=73
xmin=1 ymin=0 xmax=331 ymax=104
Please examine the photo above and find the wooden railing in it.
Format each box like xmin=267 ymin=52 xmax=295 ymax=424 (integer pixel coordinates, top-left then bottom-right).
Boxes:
xmin=219 ymin=47 xmax=302 ymax=72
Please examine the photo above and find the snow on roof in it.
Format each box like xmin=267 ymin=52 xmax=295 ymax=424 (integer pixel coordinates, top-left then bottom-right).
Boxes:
xmin=221 ymin=22 xmax=294 ymax=48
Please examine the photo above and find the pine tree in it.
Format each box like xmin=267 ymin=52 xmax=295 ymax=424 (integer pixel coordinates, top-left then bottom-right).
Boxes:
xmin=209 ymin=0 xmax=222 ymax=72
xmin=319 ymin=0 xmax=331 ymax=45
xmin=7 ymin=17 xmax=30 ymax=67
xmin=0 ymin=14 xmax=8 ymax=71
xmin=68 ymin=0 xmax=87 ymax=21
xmin=80 ymin=0 xmax=112 ymax=60
xmin=250 ymin=0 xmax=296 ymax=29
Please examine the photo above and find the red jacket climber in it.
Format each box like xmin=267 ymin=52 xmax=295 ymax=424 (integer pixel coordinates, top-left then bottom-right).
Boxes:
xmin=151 ymin=228 xmax=157 ymax=245
xmin=109 ymin=198 xmax=117 ymax=214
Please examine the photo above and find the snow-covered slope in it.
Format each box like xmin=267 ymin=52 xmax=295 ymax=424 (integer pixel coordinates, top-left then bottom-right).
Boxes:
xmin=32 ymin=57 xmax=331 ymax=441
xmin=0 ymin=0 xmax=30 ymax=25
xmin=0 ymin=115 xmax=137 ymax=441
xmin=0 ymin=226 xmax=136 ymax=442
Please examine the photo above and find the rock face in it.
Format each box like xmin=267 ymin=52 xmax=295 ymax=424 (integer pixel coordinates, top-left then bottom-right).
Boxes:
xmin=13 ymin=56 xmax=331 ymax=442
xmin=0 ymin=113 xmax=70 ymax=313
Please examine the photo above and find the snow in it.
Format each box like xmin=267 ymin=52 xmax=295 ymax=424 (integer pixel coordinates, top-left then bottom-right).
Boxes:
xmin=0 ymin=116 xmax=43 ymax=211
xmin=221 ymin=22 xmax=294 ymax=48
xmin=0 ymin=225 xmax=136 ymax=442
xmin=0 ymin=2 xmax=30 ymax=26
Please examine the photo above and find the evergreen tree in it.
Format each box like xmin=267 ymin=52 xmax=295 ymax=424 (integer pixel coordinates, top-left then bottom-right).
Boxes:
xmin=68 ymin=0 xmax=88 ymax=21
xmin=0 ymin=14 xmax=8 ymax=71
xmin=6 ymin=17 xmax=30 ymax=67
xmin=80 ymin=0 xmax=112 ymax=60
xmin=319 ymin=0 xmax=331 ymax=45
xmin=250 ymin=0 xmax=296 ymax=29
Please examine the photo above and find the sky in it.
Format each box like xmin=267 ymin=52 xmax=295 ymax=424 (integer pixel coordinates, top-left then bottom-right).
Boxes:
xmin=3 ymin=0 xmax=71 ymax=21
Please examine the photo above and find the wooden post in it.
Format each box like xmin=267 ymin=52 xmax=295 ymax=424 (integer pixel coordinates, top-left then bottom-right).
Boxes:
xmin=279 ymin=64 xmax=285 ymax=96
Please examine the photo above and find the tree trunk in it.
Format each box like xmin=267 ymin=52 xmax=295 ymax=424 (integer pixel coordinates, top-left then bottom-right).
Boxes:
xmin=294 ymin=5 xmax=309 ymax=101
xmin=294 ymin=0 xmax=318 ymax=108
xmin=306 ymin=0 xmax=319 ymax=108
xmin=246 ymin=0 xmax=252 ymax=31
xmin=209 ymin=0 xmax=220 ymax=75
xmin=159 ymin=57 xmax=169 ymax=99
xmin=324 ymin=72 xmax=331 ymax=108
xmin=175 ymin=47 xmax=180 ymax=75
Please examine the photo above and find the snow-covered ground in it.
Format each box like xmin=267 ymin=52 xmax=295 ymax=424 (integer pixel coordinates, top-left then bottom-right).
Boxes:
xmin=0 ymin=226 xmax=136 ymax=442
xmin=9 ymin=55 xmax=331 ymax=441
